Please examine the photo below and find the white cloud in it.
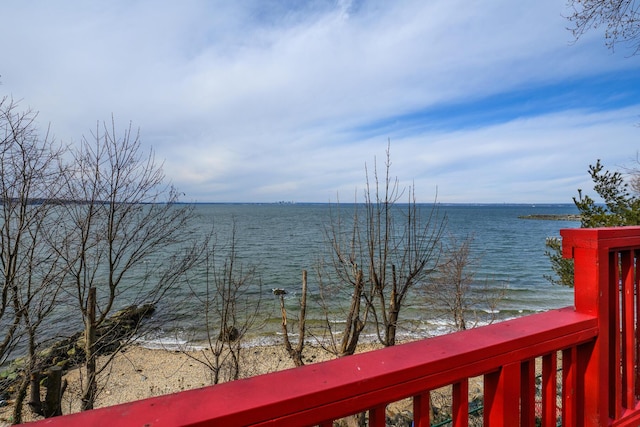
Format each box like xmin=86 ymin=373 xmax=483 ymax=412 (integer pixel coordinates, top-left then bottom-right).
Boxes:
xmin=1 ymin=0 xmax=639 ymax=203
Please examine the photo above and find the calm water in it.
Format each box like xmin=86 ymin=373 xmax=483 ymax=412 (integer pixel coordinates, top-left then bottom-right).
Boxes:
xmin=142 ymin=203 xmax=579 ymax=348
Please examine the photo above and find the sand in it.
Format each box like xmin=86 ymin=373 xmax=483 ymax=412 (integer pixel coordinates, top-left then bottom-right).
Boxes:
xmin=0 ymin=342 xmax=380 ymax=424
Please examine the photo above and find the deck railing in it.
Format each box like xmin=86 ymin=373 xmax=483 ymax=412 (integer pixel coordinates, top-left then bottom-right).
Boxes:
xmin=28 ymin=226 xmax=640 ymax=426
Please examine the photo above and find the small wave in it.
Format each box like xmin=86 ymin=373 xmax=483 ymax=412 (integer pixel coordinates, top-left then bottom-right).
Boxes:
xmin=136 ymin=337 xmax=205 ymax=351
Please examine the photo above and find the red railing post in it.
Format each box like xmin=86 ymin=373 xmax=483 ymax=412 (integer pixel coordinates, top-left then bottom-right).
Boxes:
xmin=561 ymin=346 xmax=577 ymax=427
xmin=451 ymin=380 xmax=469 ymax=427
xmin=369 ymin=404 xmax=387 ymax=427
xmin=483 ymin=363 xmax=520 ymax=426
xmin=562 ymin=228 xmax=611 ymax=426
xmin=621 ymin=249 xmax=636 ymax=410
xmin=521 ymin=359 xmax=536 ymax=427
xmin=541 ymin=352 xmax=558 ymax=426
xmin=561 ymin=227 xmax=640 ymax=426
xmin=413 ymin=391 xmax=431 ymax=427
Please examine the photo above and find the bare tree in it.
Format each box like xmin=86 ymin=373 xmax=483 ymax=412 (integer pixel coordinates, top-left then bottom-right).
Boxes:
xmin=428 ymin=234 xmax=481 ymax=331
xmin=430 ymin=234 xmax=476 ymax=331
xmin=316 ymin=249 xmax=367 ymax=357
xmin=426 ymin=233 xmax=506 ymax=332
xmin=567 ymin=0 xmax=640 ymax=54
xmin=182 ymin=223 xmax=263 ymax=384
xmin=0 ymin=97 xmax=69 ymax=423
xmin=320 ymin=145 xmax=445 ymax=354
xmin=53 ymin=118 xmax=199 ymax=410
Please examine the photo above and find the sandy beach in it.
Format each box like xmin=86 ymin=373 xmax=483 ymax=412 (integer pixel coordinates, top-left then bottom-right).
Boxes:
xmin=0 ymin=342 xmax=384 ymax=424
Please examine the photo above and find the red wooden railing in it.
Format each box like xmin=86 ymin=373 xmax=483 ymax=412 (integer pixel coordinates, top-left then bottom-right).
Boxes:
xmin=27 ymin=226 xmax=640 ymax=426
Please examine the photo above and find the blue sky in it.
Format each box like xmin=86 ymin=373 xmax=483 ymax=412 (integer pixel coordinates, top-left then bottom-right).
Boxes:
xmin=1 ymin=0 xmax=639 ymax=203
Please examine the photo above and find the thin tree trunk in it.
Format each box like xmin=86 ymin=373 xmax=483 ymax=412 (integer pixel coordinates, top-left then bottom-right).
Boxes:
xmin=280 ymin=271 xmax=307 ymax=367
xmin=27 ymin=371 xmax=42 ymax=417
xmin=341 ymin=270 xmax=365 ymax=356
xmin=386 ymin=310 xmax=398 ymax=347
xmin=385 ymin=265 xmax=398 ymax=346
xmin=295 ymin=270 xmax=307 ymax=357
xmin=81 ymin=287 xmax=97 ymax=411
xmin=16 ymin=323 xmax=38 ymax=423
xmin=13 ymin=374 xmax=29 ymax=423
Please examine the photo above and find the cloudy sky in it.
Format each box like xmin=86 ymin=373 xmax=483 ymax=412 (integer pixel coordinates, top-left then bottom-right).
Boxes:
xmin=1 ymin=1 xmax=639 ymax=203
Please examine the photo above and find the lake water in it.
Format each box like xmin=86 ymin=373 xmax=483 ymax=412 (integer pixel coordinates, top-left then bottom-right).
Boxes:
xmin=140 ymin=203 xmax=579 ymax=349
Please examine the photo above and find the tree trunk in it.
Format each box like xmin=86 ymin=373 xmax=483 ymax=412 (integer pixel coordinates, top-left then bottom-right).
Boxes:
xmin=13 ymin=374 xmax=29 ymax=424
xmin=386 ymin=309 xmax=398 ymax=347
xmin=279 ymin=292 xmax=303 ymax=366
xmin=43 ymin=366 xmax=64 ymax=417
xmin=385 ymin=265 xmax=398 ymax=346
xmin=281 ymin=270 xmax=308 ymax=367
xmin=27 ymin=371 xmax=42 ymax=417
xmin=340 ymin=270 xmax=365 ymax=356
xmin=294 ymin=270 xmax=307 ymax=360
xmin=27 ymin=367 xmax=66 ymax=419
xmin=81 ymin=287 xmax=97 ymax=411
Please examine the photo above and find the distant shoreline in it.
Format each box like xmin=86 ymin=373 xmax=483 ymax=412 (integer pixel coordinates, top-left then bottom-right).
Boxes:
xmin=518 ymin=214 xmax=581 ymax=221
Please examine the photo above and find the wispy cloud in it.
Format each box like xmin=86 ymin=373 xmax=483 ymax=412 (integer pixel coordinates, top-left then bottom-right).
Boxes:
xmin=1 ymin=0 xmax=639 ymax=203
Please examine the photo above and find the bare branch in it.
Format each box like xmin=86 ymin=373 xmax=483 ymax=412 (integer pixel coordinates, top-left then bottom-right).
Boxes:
xmin=567 ymin=0 xmax=640 ymax=54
